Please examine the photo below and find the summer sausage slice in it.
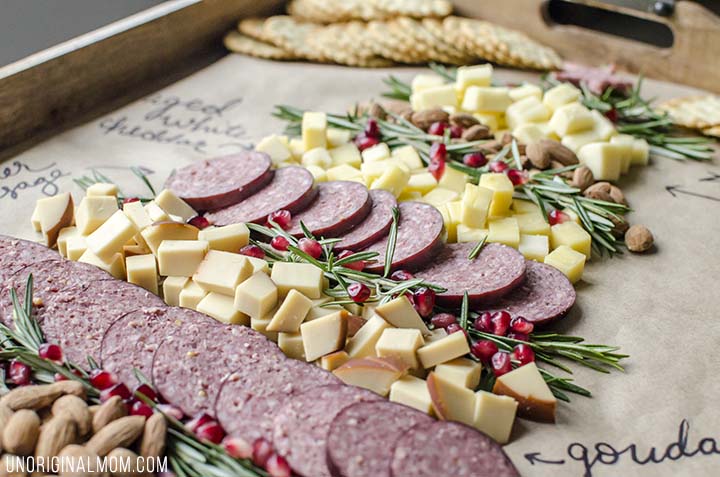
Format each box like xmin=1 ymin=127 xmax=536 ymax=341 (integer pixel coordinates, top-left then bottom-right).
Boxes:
xmin=205 ymin=166 xmax=316 ymax=225
xmin=286 ymin=181 xmax=372 ymax=238
xmin=415 ymin=243 xmax=526 ymax=307
xmin=361 ymin=201 xmax=444 ymax=273
xmin=165 ymin=152 xmax=274 ymax=211
xmin=0 ymin=235 xmax=62 ymax=282
xmin=390 ymin=420 xmax=520 ymax=477
xmin=334 ymin=189 xmax=396 ymax=251
xmin=326 ymin=401 xmax=433 ymax=477
xmin=273 ymin=384 xmax=382 ymax=477
xmin=478 ymin=260 xmax=576 ymax=325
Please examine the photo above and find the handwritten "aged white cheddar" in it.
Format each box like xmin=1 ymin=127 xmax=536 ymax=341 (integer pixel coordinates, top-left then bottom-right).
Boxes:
xmin=86 ymin=211 xmax=139 ymax=261
xmin=375 ymin=328 xmax=424 ymax=370
xmin=374 ymin=296 xmax=429 ymax=335
xmin=417 ymin=331 xmax=470 ymax=369
xmin=33 ymin=192 xmax=74 ymax=247
xmin=126 ymin=254 xmax=158 ymax=295
xmin=179 ymin=280 xmax=207 ymax=310
xmin=426 ymin=371 xmax=475 ymax=426
xmin=141 ymin=222 xmax=199 ymax=255
xmin=334 ymin=357 xmax=408 ymax=397
xmin=157 ymin=240 xmax=208 ymax=277
xmin=300 ymin=310 xmax=348 ymax=362
xmin=267 ymin=289 xmax=313 ymax=333
xmin=197 ymin=292 xmax=248 ymax=325
xmin=473 ymin=391 xmax=518 ymax=444
xmin=193 ymin=251 xmax=252 ymax=295
xmin=198 ymin=223 xmax=249 ymax=252
xmin=163 ymin=276 xmax=189 ymax=306
xmin=233 ymin=272 xmax=278 ymax=319
xmin=154 ymin=189 xmax=197 ymax=222
xmin=492 ymin=362 xmax=557 ymax=422
xmin=270 ymin=262 xmax=324 ymax=299
xmin=434 ymin=357 xmax=482 ymax=389
xmin=76 ymin=196 xmax=118 ymax=235
xmin=389 ymin=375 xmax=434 ymax=415
xmin=345 ymin=315 xmax=392 ymax=359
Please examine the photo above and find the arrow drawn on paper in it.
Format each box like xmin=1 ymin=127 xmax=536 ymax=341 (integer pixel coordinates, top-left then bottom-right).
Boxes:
xmin=524 ymin=452 xmax=566 ymax=465
xmin=665 ymin=185 xmax=720 ymax=202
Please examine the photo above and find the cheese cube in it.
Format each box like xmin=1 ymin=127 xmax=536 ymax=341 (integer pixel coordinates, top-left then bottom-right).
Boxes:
xmin=270 ymin=262 xmax=324 ymax=299
xmin=375 ymin=328 xmax=425 ymax=369
xmin=301 ymin=148 xmax=333 ymax=169
xmin=549 ymin=102 xmax=594 ymax=136
xmin=145 ymin=202 xmax=171 ymax=223
xmin=79 ymin=250 xmax=125 ymax=279
xmin=123 ymin=201 xmax=152 ymax=240
xmin=267 ymin=289 xmax=313 ymax=332
xmin=124 ymin=244 xmax=149 ymax=257
xmin=411 ymin=84 xmax=458 ymax=110
xmin=57 ymin=227 xmax=80 ymax=257
xmin=86 ymin=210 xmax=139 ymax=261
xmin=412 ymin=73 xmax=446 ymax=92
xmin=578 ymin=142 xmax=623 ymax=181
xmin=154 ymin=189 xmax=197 ymax=222
xmin=479 ymin=173 xmax=514 ymax=217
xmin=371 ymin=165 xmax=410 ymax=197
xmin=543 ymin=83 xmax=581 ymax=111
xmin=197 ymin=223 xmax=249 ymax=252
xmin=631 ymin=138 xmax=649 ymax=166
xmin=518 ymin=234 xmax=549 ymax=261
xmin=509 ymin=83 xmax=542 ymax=102
xmin=233 ymin=271 xmax=278 ymax=318
xmin=488 ymin=218 xmax=520 ymax=248
xmin=609 ymin=134 xmax=635 ymax=174
xmin=561 ymin=208 xmax=581 ymax=225
xmin=435 ymin=357 xmax=482 ymax=389
xmin=320 ymin=350 xmax=350 ymax=371
xmin=345 ymin=315 xmax=392 ymax=359
xmin=455 ymin=64 xmax=492 ymax=93
xmin=302 ymin=112 xmax=327 ymax=151
xmin=392 ymin=145 xmax=423 ymax=170
xmin=335 ymin=357 xmax=408 ymax=396
xmin=301 ymin=310 xmax=348 ymax=361
xmin=305 ymin=165 xmax=327 ymax=182
xmin=66 ymin=236 xmax=87 ymax=261
xmin=426 ymin=371 xmax=475 ymax=426
xmin=417 ymin=331 xmax=470 ymax=369
xmin=162 ymin=276 xmax=189 ymax=306
xmin=279 ymin=332 xmax=305 ymax=360
xmin=288 ymin=138 xmax=305 ymax=159
xmin=512 ymin=123 xmax=546 ymax=145
xmin=256 ymin=134 xmax=292 ymax=164
xmin=561 ymin=110 xmax=616 ymax=152
xmin=437 ymin=167 xmax=468 ymax=194
xmin=544 ymin=245 xmax=586 ymax=283
xmin=246 ymin=256 xmax=269 ymax=274
xmin=30 ymin=207 xmax=41 ymax=232
xmin=251 ymin=313 xmax=279 ymax=342
xmin=375 ymin=296 xmax=429 ymax=334
xmin=329 ymin=144 xmax=362 ymax=168
xmin=326 ymin=128 xmax=351 ymax=148
xmin=76 ymin=196 xmax=118 ymax=235
xmin=326 ymin=164 xmax=362 ymax=182
xmin=506 ymin=97 xmax=550 ymax=129
xmin=362 ymin=143 xmax=391 ymax=163
xmin=197 ymin=292 xmax=248 ymax=325
xmin=461 ymin=184 xmax=493 ymax=228
xmin=157 ymin=240 xmax=208 ymax=276
xmin=86 ymin=183 xmax=118 ymax=197
xmin=405 ymin=172 xmax=437 ymax=195
xmin=422 ymin=187 xmax=459 ymax=207
xmin=493 ymin=362 xmax=556 ymax=422
xmin=550 ymin=221 xmax=591 ymax=258
xmin=473 ymin=391 xmax=518 ymax=444
xmin=514 ymin=213 xmax=550 ymax=236
xmin=456 ymin=224 xmax=488 ymax=243
xmin=425 ymin=328 xmax=448 ymax=344
xmin=512 ymin=199 xmax=542 ymax=215
xmin=461 ymin=87 xmax=512 ymax=113
xmin=178 ymin=280 xmax=208 ymax=309
xmin=141 ymin=223 xmax=199 ymax=255
xmin=390 ymin=375 xmax=434 ymax=414
xmin=126 ymin=254 xmax=158 ymax=294
xmin=193 ymin=250 xmax=252 ymax=295
xmin=473 ymin=113 xmax=501 ymax=131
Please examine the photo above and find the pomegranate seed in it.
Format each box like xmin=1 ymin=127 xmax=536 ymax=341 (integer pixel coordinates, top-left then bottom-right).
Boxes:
xmin=239 ymin=244 xmax=265 ymax=259
xmin=428 ymin=157 xmax=446 ymax=182
xmin=267 ymin=210 xmax=292 ymax=230
xmin=8 ymin=360 xmax=31 ymax=385
xmin=462 ymin=152 xmax=487 ymax=168
xmin=252 ymin=438 xmax=275 ymax=468
xmin=89 ymin=369 xmax=118 ymax=390
xmin=510 ymin=316 xmax=534 ymax=334
xmin=489 ymin=161 xmax=509 ymax=173
xmin=428 ymin=121 xmax=448 ymax=136
xmin=471 ymin=340 xmax=498 ymax=364
xmin=38 ymin=343 xmax=63 ymax=364
xmin=491 ymin=311 xmax=512 ymax=336
xmin=134 ymin=383 xmax=157 ymax=402
xmin=473 ymin=312 xmax=493 ymax=333
xmin=511 ymin=344 xmax=536 ymax=366
xmin=430 ymin=313 xmax=456 ymax=329
xmin=298 ymin=238 xmax=322 ymax=259
xmin=506 ymin=169 xmax=528 ymax=186
xmin=54 ymin=373 xmax=67 ymax=382
xmin=605 ymin=108 xmax=618 ymax=123
xmin=223 ymin=436 xmax=252 ymax=459
xmin=450 ymin=125 xmax=464 ymax=138
xmin=337 ymin=250 xmax=365 ymax=271
xmin=491 ymin=352 xmax=513 ymax=377
xmin=390 ymin=270 xmax=414 ymax=281
xmin=445 ymin=323 xmax=467 ymax=337
xmin=157 ymin=404 xmax=184 ymax=421
xmin=429 ymin=143 xmax=447 ymax=162
xmin=130 ymin=400 xmax=154 ymax=418
xmin=347 ymin=283 xmax=371 ymax=303
xmin=266 ymin=454 xmax=292 ymax=477
xmin=196 ymin=420 xmax=225 ymax=444
xmin=122 ymin=197 xmax=140 ymax=204
xmin=354 ymin=133 xmax=380 ymax=151
xmin=411 ymin=287 xmax=435 ymax=318
xmin=185 ymin=412 xmax=214 ymax=433
xmin=365 ymin=119 xmax=381 ymax=138
xmin=548 ymin=209 xmax=570 ymax=226
xmin=270 ymin=236 xmax=290 ymax=251
xmin=507 ymin=331 xmax=529 ymax=342
xmin=100 ymin=383 xmax=131 ymax=402
xmin=187 ymin=215 xmax=210 ymax=229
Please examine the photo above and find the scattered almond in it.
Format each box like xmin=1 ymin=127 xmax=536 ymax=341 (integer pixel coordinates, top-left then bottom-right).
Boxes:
xmin=92 ymin=396 xmax=127 ymax=434
xmin=570 ymin=166 xmax=594 ymax=191
xmin=58 ymin=444 xmax=108 ymax=477
xmin=461 ymin=124 xmax=492 ymax=141
xmin=625 ymin=225 xmax=654 ymax=253
xmin=583 ymin=181 xmax=614 ymax=202
xmin=1 ymin=384 xmax=63 ymax=411
xmin=139 ymin=413 xmax=167 ymax=460
xmin=609 ymin=184 xmax=627 ymax=205
xmin=367 ymin=102 xmax=387 ymax=120
xmin=0 ymin=403 xmax=14 ymax=452
xmin=526 ymin=141 xmax=551 ymax=169
xmin=411 ymin=108 xmax=449 ymax=130
xmin=52 ymin=395 xmax=92 ymax=437
xmin=3 ymin=409 xmax=40 ymax=455
xmin=107 ymin=447 xmax=143 ymax=477
xmin=35 ymin=415 xmax=78 ymax=465
xmin=86 ymin=415 xmax=146 ymax=457
xmin=609 ymin=215 xmax=630 ymax=238
xmin=449 ymin=112 xmax=479 ymax=129
xmin=52 ymin=380 xmax=87 ymax=400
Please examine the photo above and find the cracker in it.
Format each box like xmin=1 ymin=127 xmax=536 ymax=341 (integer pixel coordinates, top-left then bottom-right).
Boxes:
xmin=399 ymin=17 xmax=471 ymax=65
xmin=309 ymin=22 xmax=394 ymax=67
xmin=371 ymin=0 xmax=452 ymax=18
xmin=702 ymin=125 xmax=720 ymax=137
xmin=237 ymin=18 xmax=270 ymax=42
xmin=223 ymin=31 xmax=297 ymax=60
xmin=367 ymin=20 xmax=427 ymax=64
xmin=288 ymin=0 xmax=380 ymax=23
xmin=262 ymin=16 xmax=327 ymax=62
xmin=657 ymin=95 xmax=720 ymax=130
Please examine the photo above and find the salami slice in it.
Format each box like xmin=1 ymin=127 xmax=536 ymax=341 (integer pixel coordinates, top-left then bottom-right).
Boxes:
xmin=326 ymin=401 xmax=433 ymax=477
xmin=152 ymin=321 xmax=283 ymax=416
xmin=0 ymin=235 xmax=62 ymax=282
xmin=415 ymin=243 xmax=526 ymax=307
xmin=361 ymin=201 xmax=444 ymax=273
xmin=286 ymin=181 xmax=372 ymax=238
xmin=165 ymin=152 xmax=274 ymax=211
xmin=273 ymin=384 xmax=383 ymax=477
xmin=478 ymin=260 xmax=576 ymax=325
xmin=390 ymin=421 xmax=519 ymax=477
xmin=205 ymin=166 xmax=317 ymax=225
xmin=334 ymin=189 xmax=396 ymax=251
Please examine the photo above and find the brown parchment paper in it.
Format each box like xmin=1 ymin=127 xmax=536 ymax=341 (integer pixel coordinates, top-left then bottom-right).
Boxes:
xmin=1 ymin=55 xmax=719 ymax=477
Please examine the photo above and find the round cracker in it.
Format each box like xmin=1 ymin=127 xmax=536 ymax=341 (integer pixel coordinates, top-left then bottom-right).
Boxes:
xmin=262 ymin=15 xmax=326 ymax=62
xmin=657 ymin=95 xmax=720 ymax=129
xmin=237 ymin=18 xmax=270 ymax=42
xmin=223 ymin=31 xmax=297 ymax=60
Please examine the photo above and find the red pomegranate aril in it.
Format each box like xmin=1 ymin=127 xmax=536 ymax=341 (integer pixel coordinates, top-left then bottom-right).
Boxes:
xmin=89 ymin=369 xmax=118 ymax=390
xmin=252 ymin=438 xmax=275 ymax=468
xmin=54 ymin=373 xmax=67 ymax=382
xmin=450 ymin=125 xmax=464 ymax=138
xmin=266 ymin=454 xmax=292 ymax=477
xmin=548 ymin=209 xmax=570 ymax=226
xmin=196 ymin=420 xmax=225 ymax=444
xmin=473 ymin=312 xmax=493 ymax=333
xmin=511 ymin=343 xmax=536 ymax=366
xmin=507 ymin=331 xmax=529 ymax=342
xmin=605 ymin=107 xmax=618 ymax=123
xmin=270 ymin=236 xmax=290 ymax=251
xmin=337 ymin=250 xmax=365 ymax=271
xmin=157 ymin=404 xmax=184 ymax=421
xmin=491 ymin=311 xmax=512 ymax=336
xmin=390 ymin=269 xmax=414 ymax=281
xmin=491 ymin=351 xmax=513 ymax=377
xmin=471 ymin=340 xmax=499 ymax=364
xmin=463 ymin=152 xmax=487 ymax=168
xmin=445 ymin=323 xmax=467 ymax=337
xmin=187 ymin=215 xmax=210 ymax=230
xmin=430 ymin=313 xmax=456 ymax=329
xmin=9 ymin=360 xmax=31 ymax=386
xmin=411 ymin=287 xmax=436 ymax=318
xmin=223 ymin=436 xmax=252 ymax=459
xmin=38 ymin=343 xmax=63 ymax=364
xmin=347 ymin=283 xmax=371 ymax=303
xmin=365 ymin=118 xmax=381 ymax=138
xmin=429 ymin=142 xmax=447 ymax=162
xmin=510 ymin=316 xmax=534 ymax=334
xmin=507 ymin=169 xmax=528 ymax=186
xmin=267 ymin=210 xmax=292 ymax=230
xmin=239 ymin=244 xmax=265 ymax=259
xmin=134 ymin=383 xmax=157 ymax=402
xmin=428 ymin=157 xmax=446 ymax=182
xmin=130 ymin=400 xmax=154 ymax=418
xmin=489 ymin=161 xmax=509 ymax=173
xmin=122 ymin=197 xmax=140 ymax=204
xmin=185 ymin=412 xmax=214 ymax=433
xmin=354 ymin=133 xmax=380 ymax=151
xmin=100 ymin=383 xmax=131 ymax=402
xmin=428 ymin=121 xmax=448 ymax=136
xmin=298 ymin=238 xmax=322 ymax=259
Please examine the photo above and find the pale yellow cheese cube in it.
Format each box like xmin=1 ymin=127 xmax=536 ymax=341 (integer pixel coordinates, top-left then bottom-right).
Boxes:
xmin=473 ymin=113 xmax=501 ymax=131
xmin=178 ymin=280 xmax=207 ymax=309
xmin=320 ymin=350 xmax=350 ymax=371
xmin=375 ymin=296 xmax=429 ymax=334
xmin=124 ymin=244 xmax=150 ymax=257
xmin=30 ymin=207 xmax=41 ymax=232
xmin=417 ymin=331 xmax=470 ymax=369
xmin=362 ymin=143 xmax=391 ymax=163
xmin=518 ymin=234 xmax=549 ymax=261
xmin=66 ymin=236 xmax=87 ymax=261
xmin=193 ymin=250 xmax=252 ymax=295
xmin=455 ymin=64 xmax=492 ymax=93
xmin=279 ymin=332 xmax=305 ymax=360
xmin=145 ymin=202 xmax=170 ymax=223
xmin=326 ymin=164 xmax=362 ymax=182
xmin=197 ymin=292 xmax=248 ymax=325
xmin=549 ymin=102 xmax=594 ymax=136
xmin=123 ymin=201 xmax=152 ymax=236
xmin=422 ymin=187 xmax=459 ymax=207
xmin=256 ymin=134 xmax=292 ymax=164
xmin=247 ymin=256 xmax=269 ymax=274
xmin=479 ymin=173 xmax=514 ymax=217
xmin=345 ymin=315 xmax=392 ymax=359
xmin=389 ymin=375 xmax=434 ymax=415
xmin=514 ymin=213 xmax=550 ymax=236
xmin=512 ymin=123 xmax=546 ymax=145
xmin=561 ymin=110 xmax=616 ymax=152
xmin=544 ymin=245 xmax=586 ymax=283
xmin=609 ymin=134 xmax=635 ymax=174
xmin=301 ymin=147 xmax=333 ymax=169
xmin=411 ymin=84 xmax=458 ymax=110
xmin=371 ymin=165 xmax=410 ymax=197
xmin=435 ymin=357 xmax=482 ymax=389
xmin=270 ymin=262 xmax=324 ymax=299
xmin=578 ymin=142 xmax=623 ymax=181
xmin=506 ymin=97 xmax=550 ymax=130
xmin=445 ymin=200 xmax=463 ymax=242
xmin=488 ymin=217 xmax=520 ymax=248
xmin=361 ymin=159 xmax=409 ymax=181
xmin=157 ymin=240 xmax=209 ymax=276
xmin=509 ymin=83 xmax=542 ymax=102
xmin=398 ymin=191 xmax=423 ymax=203
xmin=251 ymin=312 xmax=279 ymax=342
xmin=86 ymin=183 xmax=118 ymax=197
xmin=631 ymin=138 xmax=649 ymax=166
xmin=305 ymin=165 xmax=327 ymax=182
xmin=141 ymin=222 xmax=199 ymax=255
xmin=461 ymin=184 xmax=493 ymax=229
xmin=456 ymin=224 xmax=488 ymax=243
xmin=76 ymin=196 xmax=118 ymax=235
xmin=461 ymin=86 xmax=512 ymax=113
xmin=79 ymin=250 xmax=125 ymax=280
xmin=234 ymin=271 xmax=278 ymax=318
xmin=375 ymin=328 xmax=425 ymax=369
xmin=57 ymin=227 xmax=80 ymax=257
xmin=267 ymin=289 xmax=313 ymax=333
xmin=198 ymin=223 xmax=249 ymax=252
xmin=162 ymin=276 xmax=189 ymax=306
xmin=301 ymin=310 xmax=348 ymax=361
xmin=329 ymin=143 xmax=362 ymax=168
xmin=561 ymin=208 xmax=581 ymax=225
xmin=86 ymin=210 xmax=139 ymax=261
xmin=550 ymin=221 xmax=591 ymax=258
xmin=326 ymin=128 xmax=351 ymax=148
xmin=392 ymin=145 xmax=423 ymax=170
xmin=126 ymin=254 xmax=158 ymax=295
xmin=288 ymin=137 xmax=305 ymax=159
xmin=155 ymin=189 xmax=197 ymax=222
xmin=302 ymin=111 xmax=327 ymax=151
xmin=425 ymin=328 xmax=448 ymax=343
xmin=437 ymin=166 xmax=468 ymax=194
xmin=543 ymin=83 xmax=581 ymax=111
xmin=512 ymin=199 xmax=541 ymax=215
xmin=473 ymin=391 xmax=518 ymax=444
xmin=405 ymin=172 xmax=437 ymax=194
xmin=412 ymin=73 xmax=446 ymax=93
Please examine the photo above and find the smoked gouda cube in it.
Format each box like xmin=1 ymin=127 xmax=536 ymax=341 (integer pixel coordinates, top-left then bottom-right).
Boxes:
xmin=392 ymin=145 xmax=423 ymax=170
xmin=518 ymin=234 xmax=549 ymax=261
xmin=549 ymin=102 xmax=594 ymax=136
xmin=411 ymin=84 xmax=458 ymax=110
xmin=390 ymin=375 xmax=434 ymax=415
xmin=550 ymin=221 xmax=591 ymax=258
xmin=329 ymin=143 xmax=362 ymax=168
xmin=270 ymin=262 xmax=324 ymax=299
xmin=157 ymin=240 xmax=208 ymax=277
xmin=456 ymin=224 xmax=488 ymax=244
xmin=361 ymin=143 xmax=391 ymax=163
xmin=461 ymin=183 xmax=493 ymax=228
xmin=154 ymin=189 xmax=197 ymax=222
xmin=178 ymin=280 xmax=207 ymax=309
xmin=267 ymin=289 xmax=313 ymax=332
xmin=544 ymin=245 xmax=586 ymax=283
xmin=609 ymin=134 xmax=635 ymax=174
xmin=326 ymin=164 xmax=361 ymax=182
xmin=345 ymin=314 xmax=392 ymax=359
xmin=375 ymin=328 xmax=425 ymax=369
xmin=512 ymin=123 xmax=546 ymax=145
xmin=198 ymin=223 xmax=249 ymax=252
xmin=435 ymin=357 xmax=482 ymax=389
xmin=371 ymin=165 xmax=410 ymax=197
xmin=425 ymin=328 xmax=448 ymax=343
xmin=66 ymin=236 xmax=87 ymax=261
xmin=126 ymin=254 xmax=158 ymax=295
xmin=455 ymin=64 xmax=492 ymax=93
xmin=405 ymin=172 xmax=437 ymax=195
xmin=426 ymin=371 xmax=475 ymax=426
xmin=506 ymin=97 xmax=550 ymax=130
xmin=514 ymin=213 xmax=550 ymax=236
xmin=488 ymin=217 xmax=520 ymax=248
xmin=301 ymin=148 xmax=332 ymax=169
xmin=30 ymin=208 xmax=41 ymax=232
xmin=76 ymin=196 xmax=117 ymax=235
xmin=461 ymin=86 xmax=512 ymax=113
xmin=543 ymin=83 xmax=581 ymax=111
xmin=141 ymin=222 xmax=199 ymax=255
xmin=163 ymin=276 xmax=189 ymax=306
xmin=412 ymin=73 xmax=445 ymax=93
xmin=86 ymin=210 xmax=139 ymax=261
xmin=334 ymin=357 xmax=408 ymax=397
xmin=301 ymin=310 xmax=348 ymax=362
xmin=375 ymin=296 xmax=429 ymax=334
xmin=301 ymin=111 xmax=327 ymax=151
xmin=422 ymin=187 xmax=459 ymax=207
xmin=417 ymin=331 xmax=470 ymax=369
xmin=234 ymin=271 xmax=278 ymax=318
xmin=197 ymin=292 xmax=248 ymax=325
xmin=86 ymin=183 xmax=118 ymax=197
xmin=320 ymin=350 xmax=350 ymax=371
xmin=79 ymin=250 xmax=125 ymax=280
xmin=437 ymin=166 xmax=468 ymax=194
xmin=57 ymin=227 xmax=80 ymax=257
xmin=256 ymin=134 xmax=292 ymax=164
xmin=473 ymin=391 xmax=518 ymax=444
xmin=492 ymin=362 xmax=557 ymax=422
xmin=509 ymin=83 xmax=542 ymax=102
xmin=326 ymin=128 xmax=351 ymax=148
xmin=578 ymin=142 xmax=623 ymax=181
xmin=251 ymin=312 xmax=279 ymax=342
xmin=478 ymin=173 xmax=514 ymax=217
xmin=279 ymin=332 xmax=305 ymax=360
xmin=193 ymin=250 xmax=252 ymax=295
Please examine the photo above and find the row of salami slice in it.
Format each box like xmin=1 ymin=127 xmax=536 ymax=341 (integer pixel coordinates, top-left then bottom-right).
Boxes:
xmin=0 ymin=235 xmax=519 ymax=477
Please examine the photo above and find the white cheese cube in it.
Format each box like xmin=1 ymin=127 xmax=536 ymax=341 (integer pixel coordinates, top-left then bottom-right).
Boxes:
xmin=233 ymin=271 xmax=278 ymax=318
xmin=197 ymin=223 xmax=249 ymax=252
xmin=544 ymin=245 xmax=586 ymax=284
xmin=326 ymin=128 xmax=351 ymax=148
xmin=326 ymin=164 xmax=362 ymax=182
xmin=543 ymin=83 xmax=581 ymax=111
xmin=301 ymin=147 xmax=333 ymax=169
xmin=288 ymin=138 xmax=305 ymax=159
xmin=549 ymin=102 xmax=594 ymax=136
xmin=144 ymin=202 xmax=170 ymax=223
xmin=375 ymin=328 xmax=425 ymax=369
xmin=561 ymin=110 xmax=616 ymax=152
xmin=578 ymin=142 xmax=623 ymax=181
xmin=512 ymin=124 xmax=546 ymax=145
xmin=417 ymin=331 xmax=470 ymax=369
xmin=461 ymin=183 xmax=493 ymax=229
xmin=86 ymin=210 xmax=139 ymax=261
xmin=123 ymin=201 xmax=152 ymax=249
xmin=256 ymin=135 xmax=292 ymax=164
xmin=375 ymin=296 xmax=429 ymax=335
xmin=473 ymin=113 xmax=501 ymax=131
xmin=86 ymin=183 xmax=118 ymax=197
xmin=514 ymin=213 xmax=550 ymax=236
xmin=34 ymin=192 xmax=74 ymax=247
xmin=455 ymin=64 xmax=492 ymax=93
xmin=506 ymin=97 xmax=550 ymax=130
xmin=30 ymin=208 xmax=41 ymax=232
xmin=329 ymin=143 xmax=362 ymax=168
xmin=518 ymin=234 xmax=549 ymax=261
xmin=390 ymin=375 xmax=434 ymax=414
xmin=422 ymin=187 xmax=459 ymax=207
xmin=157 ymin=240 xmax=209 ymax=276
xmin=371 ymin=165 xmax=410 ymax=197
xmin=197 ymin=292 xmax=248 ymax=325
xmin=488 ymin=217 xmax=520 ymax=249
xmin=411 ymin=84 xmax=458 ymax=110
xmin=361 ymin=143 xmax=391 ymax=163
xmin=456 ymin=224 xmax=488 ymax=243
xmin=305 ymin=165 xmax=327 ymax=182
xmin=178 ymin=279 xmax=207 ymax=309
xmin=163 ymin=276 xmax=189 ymax=306
xmin=412 ymin=73 xmax=446 ymax=93
xmin=461 ymin=87 xmax=512 ymax=113
xmin=140 ymin=222 xmax=199 ymax=255
xmin=251 ymin=312 xmax=279 ymax=342
xmin=631 ymin=138 xmax=649 ymax=166
xmin=270 ymin=262 xmax=324 ymax=299
xmin=76 ymin=196 xmax=117 ymax=235
xmin=609 ymin=134 xmax=636 ymax=173
xmin=437 ymin=166 xmax=468 ymax=194
xmin=246 ymin=256 xmax=269 ymax=274
xmin=512 ymin=199 xmax=542 ymax=215
xmin=57 ymin=226 xmax=80 ymax=257
xmin=79 ymin=250 xmax=125 ymax=280
xmin=301 ymin=310 xmax=348 ymax=362
xmin=392 ymin=145 xmax=423 ymax=170
xmin=154 ymin=189 xmax=197 ymax=222
xmin=509 ymin=83 xmax=542 ymax=102
xmin=435 ymin=357 xmax=482 ymax=389
xmin=267 ymin=289 xmax=313 ymax=333
xmin=126 ymin=254 xmax=158 ymax=295
xmin=193 ymin=250 xmax=252 ymax=295
xmin=66 ymin=236 xmax=87 ymax=261
xmin=425 ymin=328 xmax=448 ymax=343
xmin=492 ymin=362 xmax=557 ymax=422
xmin=405 ymin=172 xmax=437 ymax=195
xmin=550 ymin=221 xmax=592 ymax=258
xmin=278 ymin=332 xmax=305 ymax=360
xmin=302 ymin=112 xmax=327 ymax=151
xmin=345 ymin=314 xmax=392 ymax=359
xmin=473 ymin=391 xmax=518 ymax=444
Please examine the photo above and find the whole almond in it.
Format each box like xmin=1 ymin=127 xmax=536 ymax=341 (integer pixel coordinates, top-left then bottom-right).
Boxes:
xmin=35 ymin=416 xmax=78 ymax=465
xmin=609 ymin=215 xmax=630 ymax=238
xmin=52 ymin=395 xmax=91 ymax=437
xmin=58 ymin=444 xmax=108 ymax=477
xmin=570 ymin=166 xmax=594 ymax=191
xmin=0 ymin=454 xmax=26 ymax=477
xmin=0 ymin=382 xmax=85 ymax=412
xmin=609 ymin=185 xmax=627 ymax=205
xmin=367 ymin=102 xmax=387 ymax=120
xmin=92 ymin=396 xmax=127 ymax=434
xmin=583 ymin=181 xmax=614 ymax=202
xmin=461 ymin=124 xmax=492 ymax=141
xmin=625 ymin=225 xmax=654 ymax=253
xmin=107 ymin=448 xmax=143 ymax=477
xmin=539 ymin=139 xmax=578 ymax=165
xmin=86 ymin=415 xmax=146 ymax=457
xmin=411 ymin=108 xmax=449 ymax=131
xmin=52 ymin=381 xmax=86 ymax=400
xmin=139 ymin=413 xmax=167 ymax=460
xmin=449 ymin=112 xmax=479 ymax=128
xmin=4 ymin=409 xmax=40 ymax=455
xmin=0 ymin=403 xmax=14 ymax=451
xmin=526 ymin=141 xmax=551 ymax=169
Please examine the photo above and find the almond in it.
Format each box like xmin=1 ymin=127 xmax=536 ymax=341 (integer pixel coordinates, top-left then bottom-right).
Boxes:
xmin=58 ymin=444 xmax=108 ymax=477
xmin=35 ymin=415 xmax=78 ymax=465
xmin=3 ymin=409 xmax=40 ymax=455
xmin=0 ymin=403 xmax=14 ymax=452
xmin=625 ymin=225 xmax=654 ymax=253
xmin=91 ymin=396 xmax=127 ymax=434
xmin=86 ymin=415 xmax=146 ymax=457
xmin=461 ymin=124 xmax=492 ymax=141
xmin=52 ymin=380 xmax=86 ymax=400
xmin=449 ymin=112 xmax=479 ymax=129
xmin=583 ymin=181 xmax=614 ymax=202
xmin=542 ymin=139 xmax=578 ymax=166
xmin=411 ymin=108 xmax=449 ymax=131
xmin=570 ymin=166 xmax=594 ymax=191
xmin=139 ymin=413 xmax=167 ymax=460
xmin=609 ymin=184 xmax=627 ymax=205
xmin=0 ymin=381 xmax=85 ymax=412
xmin=107 ymin=448 xmax=144 ymax=477
xmin=52 ymin=395 xmax=91 ymax=437
xmin=526 ymin=141 xmax=551 ymax=169
xmin=609 ymin=215 xmax=630 ymax=238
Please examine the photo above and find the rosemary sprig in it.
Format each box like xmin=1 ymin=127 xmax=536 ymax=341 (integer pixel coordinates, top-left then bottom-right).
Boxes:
xmin=383 ymin=207 xmax=400 ymax=278
xmin=467 ymin=235 xmax=487 ymax=260
xmin=74 ymin=167 xmax=156 ymax=205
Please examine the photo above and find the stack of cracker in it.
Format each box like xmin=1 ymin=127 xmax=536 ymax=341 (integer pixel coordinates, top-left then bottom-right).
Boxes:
xmin=657 ymin=95 xmax=720 ymax=137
